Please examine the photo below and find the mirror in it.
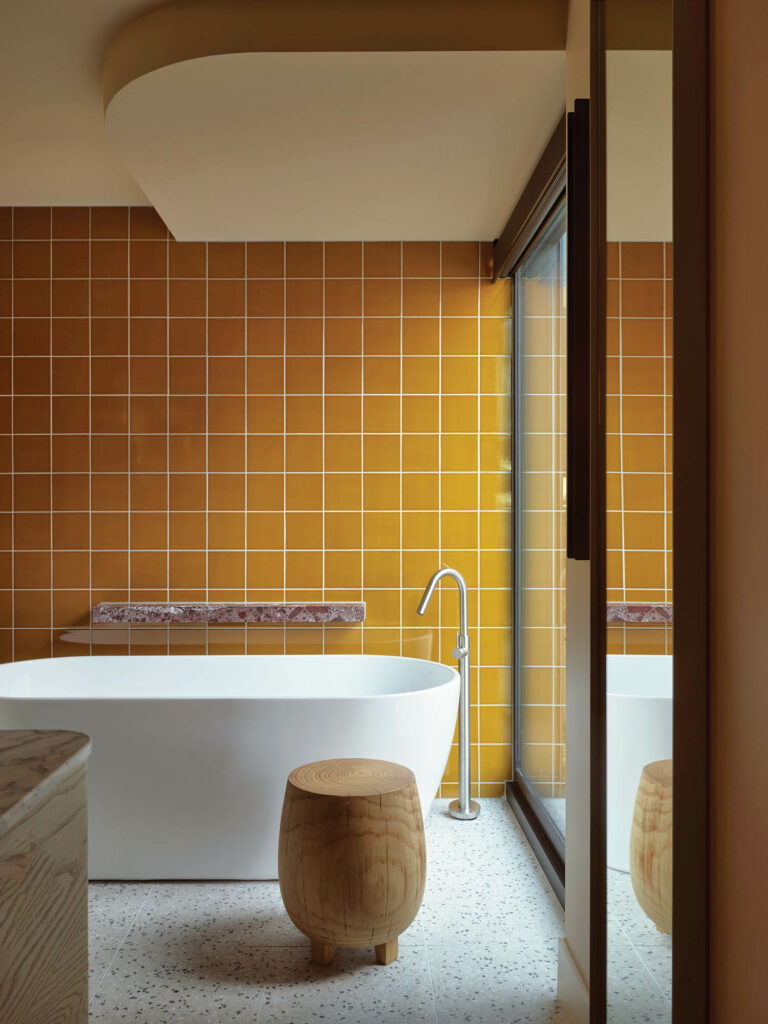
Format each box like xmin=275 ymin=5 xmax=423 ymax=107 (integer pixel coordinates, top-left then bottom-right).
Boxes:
xmin=604 ymin=4 xmax=673 ymax=1020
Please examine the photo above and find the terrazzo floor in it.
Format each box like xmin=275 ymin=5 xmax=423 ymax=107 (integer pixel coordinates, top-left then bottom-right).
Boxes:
xmin=607 ymin=868 xmax=672 ymax=1023
xmin=88 ymin=798 xmax=565 ymax=1023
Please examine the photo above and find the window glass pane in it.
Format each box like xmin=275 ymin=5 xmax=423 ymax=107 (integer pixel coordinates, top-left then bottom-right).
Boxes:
xmin=515 ymin=201 xmax=567 ymax=838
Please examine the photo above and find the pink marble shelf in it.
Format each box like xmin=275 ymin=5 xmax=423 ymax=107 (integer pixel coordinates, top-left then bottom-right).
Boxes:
xmin=606 ymin=603 xmax=673 ymax=624
xmin=91 ymin=602 xmax=365 ymax=625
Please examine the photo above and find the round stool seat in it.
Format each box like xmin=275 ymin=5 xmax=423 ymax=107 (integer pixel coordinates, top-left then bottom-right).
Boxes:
xmin=278 ymin=758 xmax=426 ymax=966
xmin=630 ymin=759 xmax=673 ymax=934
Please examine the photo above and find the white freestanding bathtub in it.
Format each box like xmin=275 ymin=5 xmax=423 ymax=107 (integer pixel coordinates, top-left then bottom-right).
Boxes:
xmin=0 ymin=654 xmax=459 ymax=880
xmin=606 ymin=654 xmax=673 ymax=872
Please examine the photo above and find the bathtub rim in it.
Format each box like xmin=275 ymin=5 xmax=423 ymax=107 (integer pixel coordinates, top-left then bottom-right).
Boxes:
xmin=0 ymin=652 xmax=460 ymax=702
xmin=606 ymin=653 xmax=673 ymax=701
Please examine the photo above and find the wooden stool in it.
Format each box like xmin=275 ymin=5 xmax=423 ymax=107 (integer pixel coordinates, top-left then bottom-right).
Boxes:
xmin=629 ymin=759 xmax=673 ymax=934
xmin=278 ymin=758 xmax=426 ymax=966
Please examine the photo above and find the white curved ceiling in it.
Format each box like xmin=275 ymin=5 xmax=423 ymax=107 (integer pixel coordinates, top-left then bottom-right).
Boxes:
xmin=0 ymin=0 xmax=565 ymax=240
xmin=105 ymin=50 xmax=565 ymax=240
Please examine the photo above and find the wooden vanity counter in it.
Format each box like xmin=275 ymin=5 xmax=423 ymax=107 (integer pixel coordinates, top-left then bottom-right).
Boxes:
xmin=0 ymin=730 xmax=92 ymax=1024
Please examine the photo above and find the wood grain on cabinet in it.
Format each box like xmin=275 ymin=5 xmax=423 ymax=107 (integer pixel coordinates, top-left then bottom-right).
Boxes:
xmin=0 ymin=730 xmax=91 ymax=1024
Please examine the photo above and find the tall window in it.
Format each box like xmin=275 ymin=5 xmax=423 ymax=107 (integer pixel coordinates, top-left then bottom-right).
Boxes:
xmin=514 ymin=199 xmax=567 ymax=846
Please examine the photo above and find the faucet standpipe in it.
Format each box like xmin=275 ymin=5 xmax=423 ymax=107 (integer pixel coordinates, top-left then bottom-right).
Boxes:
xmin=417 ymin=569 xmax=480 ymax=821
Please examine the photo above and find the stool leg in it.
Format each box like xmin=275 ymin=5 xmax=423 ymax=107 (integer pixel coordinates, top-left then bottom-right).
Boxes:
xmin=375 ymin=938 xmax=398 ymax=965
xmin=310 ymin=939 xmax=335 ymax=966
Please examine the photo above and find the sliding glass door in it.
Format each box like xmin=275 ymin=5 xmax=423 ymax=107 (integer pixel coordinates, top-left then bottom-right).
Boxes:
xmin=514 ymin=199 xmax=568 ymax=854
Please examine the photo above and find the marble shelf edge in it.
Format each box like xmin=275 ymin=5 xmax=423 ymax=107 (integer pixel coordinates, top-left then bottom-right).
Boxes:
xmin=91 ymin=602 xmax=366 ymax=625
xmin=606 ymin=603 xmax=673 ymax=624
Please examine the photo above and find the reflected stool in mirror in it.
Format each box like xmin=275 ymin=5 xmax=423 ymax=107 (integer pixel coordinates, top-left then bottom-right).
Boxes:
xmin=630 ymin=758 xmax=673 ymax=934
xmin=278 ymin=758 xmax=426 ymax=966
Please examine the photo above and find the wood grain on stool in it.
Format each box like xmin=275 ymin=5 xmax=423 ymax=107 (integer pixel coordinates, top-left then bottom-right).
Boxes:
xmin=630 ymin=758 xmax=673 ymax=934
xmin=278 ymin=758 xmax=426 ymax=966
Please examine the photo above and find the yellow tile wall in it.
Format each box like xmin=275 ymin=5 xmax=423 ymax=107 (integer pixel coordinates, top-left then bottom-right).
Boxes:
xmin=0 ymin=207 xmax=513 ymax=796
xmin=606 ymin=241 xmax=673 ymax=655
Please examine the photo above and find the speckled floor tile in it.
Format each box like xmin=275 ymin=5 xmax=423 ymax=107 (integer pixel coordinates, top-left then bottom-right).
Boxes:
xmin=420 ymin=802 xmax=564 ymax=946
xmin=132 ymin=881 xmax=283 ymax=948
xmin=635 ymin=946 xmax=673 ymax=1003
xmin=88 ymin=882 xmax=150 ymax=946
xmin=608 ymin=870 xmax=672 ymax=948
xmin=88 ymin=883 xmax=152 ymax=1003
xmin=89 ymin=947 xmax=120 ymax=1002
xmin=88 ymin=797 xmax=564 ymax=1022
xmin=428 ymin=941 xmax=562 ymax=1023
xmin=419 ymin=894 xmax=562 ymax=948
xmin=608 ymin=868 xmax=671 ymax=1010
xmin=89 ymin=943 xmax=267 ymax=1022
xmin=606 ymin=937 xmax=671 ymax=1023
xmin=258 ymin=945 xmax=438 ymax=1024
xmin=423 ymin=803 xmax=560 ymax=887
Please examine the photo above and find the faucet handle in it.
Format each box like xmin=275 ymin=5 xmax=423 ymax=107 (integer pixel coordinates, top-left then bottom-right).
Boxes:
xmin=452 ymin=630 xmax=470 ymax=660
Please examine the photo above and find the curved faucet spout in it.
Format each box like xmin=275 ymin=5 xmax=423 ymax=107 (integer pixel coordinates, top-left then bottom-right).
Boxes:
xmin=416 ymin=567 xmax=469 ymax=636
xmin=416 ymin=566 xmax=479 ymax=821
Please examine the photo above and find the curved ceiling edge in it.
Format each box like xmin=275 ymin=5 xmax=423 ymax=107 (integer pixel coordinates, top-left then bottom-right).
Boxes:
xmin=102 ymin=0 xmax=567 ymax=107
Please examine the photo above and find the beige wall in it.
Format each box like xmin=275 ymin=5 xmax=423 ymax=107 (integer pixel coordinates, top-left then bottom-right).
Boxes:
xmin=605 ymin=50 xmax=672 ymax=242
xmin=710 ymin=0 xmax=768 ymax=1018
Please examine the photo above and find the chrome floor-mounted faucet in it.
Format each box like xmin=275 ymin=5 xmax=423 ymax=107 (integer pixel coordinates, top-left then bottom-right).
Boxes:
xmin=417 ymin=568 xmax=480 ymax=821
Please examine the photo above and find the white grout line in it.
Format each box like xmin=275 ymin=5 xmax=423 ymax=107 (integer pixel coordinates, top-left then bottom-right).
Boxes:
xmin=476 ymin=243 xmax=483 ymax=793
xmin=126 ymin=217 xmax=133 ymax=652
xmin=48 ymin=210 xmax=53 ymax=658
xmin=618 ymin=244 xmax=627 ymax=622
xmin=436 ymin=244 xmax=444 ymax=794
xmin=398 ymin=242 xmax=404 ymax=669
xmin=9 ymin=211 xmax=14 ymax=662
xmin=321 ymin=243 xmax=326 ymax=654
xmin=87 ymin=886 xmax=152 ymax=1004
xmin=244 ymin=243 xmax=249 ymax=650
xmin=423 ymin=942 xmax=441 ymax=1024
xmin=203 ymin=240 xmax=209 ymax=653
xmin=359 ymin=245 xmax=365 ymax=658
xmin=662 ymin=243 xmax=670 ymax=630
xmin=165 ymin=232 xmax=170 ymax=624
xmin=550 ymin=245 xmax=558 ymax=794
xmin=281 ymin=244 xmax=287 ymax=654
xmin=88 ymin=211 xmax=93 ymax=657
